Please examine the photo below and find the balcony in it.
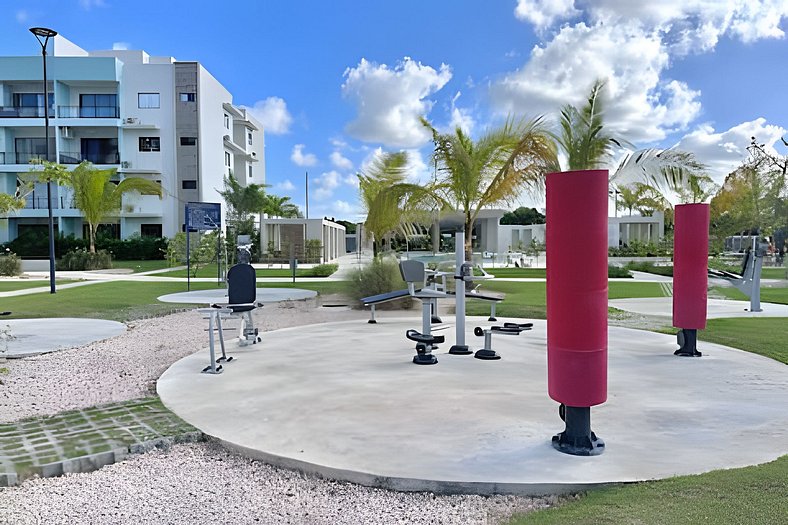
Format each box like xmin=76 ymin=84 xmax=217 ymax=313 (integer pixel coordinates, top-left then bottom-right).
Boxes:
xmin=59 ymin=151 xmax=120 ymax=165
xmin=0 ymin=105 xmax=54 ymax=118
xmin=58 ymin=106 xmax=120 ymax=119
xmin=23 ymin=194 xmax=76 ymax=210
xmin=0 ymin=152 xmax=47 ymax=164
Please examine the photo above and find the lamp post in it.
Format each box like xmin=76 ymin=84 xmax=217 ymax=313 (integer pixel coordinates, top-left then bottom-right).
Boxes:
xmin=609 ymin=189 xmax=621 ymax=218
xmin=30 ymin=27 xmax=57 ymax=294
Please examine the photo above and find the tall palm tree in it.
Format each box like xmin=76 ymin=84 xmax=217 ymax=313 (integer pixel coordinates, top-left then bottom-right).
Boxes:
xmin=263 ymin=194 xmax=301 ymax=218
xmin=39 ymin=161 xmax=163 ymax=253
xmin=218 ymin=173 xmax=268 ymax=226
xmin=358 ymin=151 xmax=410 ymax=256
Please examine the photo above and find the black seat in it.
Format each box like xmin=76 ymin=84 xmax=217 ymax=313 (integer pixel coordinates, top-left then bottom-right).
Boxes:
xmin=226 ymin=264 xmax=257 ymax=312
xmin=405 ymin=329 xmax=445 ymax=345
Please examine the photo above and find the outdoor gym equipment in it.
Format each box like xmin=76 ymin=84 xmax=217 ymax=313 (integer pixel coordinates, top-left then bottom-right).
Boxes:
xmin=197 ymin=307 xmax=233 ymax=374
xmin=212 ymin=262 xmax=263 ymax=346
xmin=708 ymin=236 xmax=768 ymax=313
xmin=673 ymin=203 xmax=710 ymax=357
xmin=472 ymin=322 xmax=532 ymax=360
xmin=361 ymin=264 xmax=446 ymax=324
xmin=399 ymin=259 xmax=449 ymax=362
xmin=546 ymin=169 xmax=607 ymax=456
xmin=406 ymin=329 xmax=444 ymax=365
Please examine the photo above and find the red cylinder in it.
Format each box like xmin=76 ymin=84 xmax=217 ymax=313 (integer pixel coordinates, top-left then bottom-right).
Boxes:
xmin=673 ymin=203 xmax=710 ymax=329
xmin=546 ymin=169 xmax=608 ymax=407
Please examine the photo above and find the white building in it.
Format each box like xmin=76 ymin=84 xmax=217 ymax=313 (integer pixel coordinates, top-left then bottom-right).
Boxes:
xmin=260 ymin=217 xmax=346 ymax=264
xmin=0 ymin=35 xmax=264 ymax=243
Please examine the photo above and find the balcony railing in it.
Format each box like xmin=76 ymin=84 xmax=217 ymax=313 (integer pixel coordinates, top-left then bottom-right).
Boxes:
xmin=0 ymin=152 xmax=48 ymax=164
xmin=23 ymin=195 xmax=76 ymax=210
xmin=0 ymin=105 xmax=55 ymax=118
xmin=59 ymin=151 xmax=120 ymax=165
xmin=57 ymin=106 xmax=120 ymax=118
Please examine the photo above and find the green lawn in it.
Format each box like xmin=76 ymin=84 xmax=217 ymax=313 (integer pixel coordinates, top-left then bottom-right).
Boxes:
xmin=0 ymin=279 xmax=77 ymax=292
xmin=110 ymin=260 xmax=171 ymax=273
xmin=508 ymin=455 xmax=787 ymax=525
xmin=0 ymin=280 xmax=346 ymax=322
xmin=486 ymin=268 xmax=547 ymax=278
xmin=762 ymin=267 xmax=787 ymax=279
xmin=711 ymin=285 xmax=788 ymax=305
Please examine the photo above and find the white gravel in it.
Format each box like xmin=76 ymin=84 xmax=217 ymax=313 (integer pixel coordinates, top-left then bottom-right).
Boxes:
xmin=0 ymin=300 xmax=555 ymax=524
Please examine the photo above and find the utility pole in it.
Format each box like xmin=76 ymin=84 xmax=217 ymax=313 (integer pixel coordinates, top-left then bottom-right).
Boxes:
xmin=305 ymin=171 xmax=309 ymax=219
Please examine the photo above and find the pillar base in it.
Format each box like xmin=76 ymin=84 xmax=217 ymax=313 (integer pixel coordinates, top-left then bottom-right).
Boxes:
xmin=413 ymin=354 xmax=438 ymax=365
xmin=474 ymin=349 xmax=501 ymax=360
xmin=675 ymin=328 xmax=702 ymax=357
xmin=448 ymin=345 xmax=472 ymax=355
xmin=552 ymin=405 xmax=605 ymax=456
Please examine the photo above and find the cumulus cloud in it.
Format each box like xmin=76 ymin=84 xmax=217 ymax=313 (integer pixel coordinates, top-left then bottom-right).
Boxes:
xmin=275 ymin=180 xmax=296 ymax=192
xmin=112 ymin=42 xmax=130 ymax=50
xmin=15 ymin=10 xmax=28 ymax=23
xmin=291 ymin=144 xmax=317 ymax=167
xmin=446 ymin=91 xmax=474 ymax=136
xmin=490 ymin=21 xmax=701 ymax=143
xmin=312 ymin=170 xmax=343 ymax=200
xmin=342 ymin=57 xmax=452 ymax=148
xmin=674 ymin=118 xmax=787 ymax=184
xmin=330 ymin=151 xmax=353 ymax=171
xmin=514 ymin=0 xmax=579 ymax=28
xmin=244 ymin=97 xmax=293 ymax=135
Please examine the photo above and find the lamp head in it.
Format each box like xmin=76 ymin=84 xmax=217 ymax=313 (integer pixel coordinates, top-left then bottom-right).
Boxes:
xmin=30 ymin=27 xmax=58 ymax=38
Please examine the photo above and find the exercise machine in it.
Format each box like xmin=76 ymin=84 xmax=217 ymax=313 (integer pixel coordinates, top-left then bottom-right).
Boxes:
xmin=708 ymin=237 xmax=768 ymax=313
xmin=472 ymin=322 xmax=532 ymax=360
xmin=212 ymin=262 xmax=263 ymax=346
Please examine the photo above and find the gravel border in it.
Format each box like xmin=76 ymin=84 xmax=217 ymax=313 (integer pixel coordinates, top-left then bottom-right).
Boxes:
xmin=0 ymin=301 xmax=557 ymax=523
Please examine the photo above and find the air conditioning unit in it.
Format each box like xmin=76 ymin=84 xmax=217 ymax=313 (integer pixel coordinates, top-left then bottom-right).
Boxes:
xmin=125 ymin=117 xmax=138 ymax=125
xmin=223 ymin=134 xmax=231 ymax=141
xmin=60 ymin=126 xmax=73 ymax=138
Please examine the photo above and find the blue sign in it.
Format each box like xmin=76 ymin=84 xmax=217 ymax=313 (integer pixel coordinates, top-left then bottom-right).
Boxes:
xmin=185 ymin=202 xmax=221 ymax=231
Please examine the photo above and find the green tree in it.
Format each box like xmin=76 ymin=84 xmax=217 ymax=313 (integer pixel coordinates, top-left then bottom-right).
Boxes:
xmin=0 ymin=194 xmax=25 ymax=214
xmin=500 ymin=206 xmax=545 ymax=225
xmin=358 ymin=151 xmax=410 ymax=256
xmin=28 ymin=161 xmax=162 ymax=253
xmin=263 ymin=194 xmax=301 ymax=218
xmin=218 ymin=173 xmax=268 ymax=234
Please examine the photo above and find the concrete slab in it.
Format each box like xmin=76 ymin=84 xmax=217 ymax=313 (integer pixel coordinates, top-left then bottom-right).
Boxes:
xmin=157 ymin=288 xmax=317 ymax=305
xmin=157 ymin=317 xmax=788 ymax=495
xmin=610 ymin=297 xmax=788 ymax=318
xmin=2 ymin=318 xmax=127 ymax=358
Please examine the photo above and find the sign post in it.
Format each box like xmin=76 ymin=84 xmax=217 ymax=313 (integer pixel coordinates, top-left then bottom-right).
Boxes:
xmin=185 ymin=202 xmax=221 ymax=291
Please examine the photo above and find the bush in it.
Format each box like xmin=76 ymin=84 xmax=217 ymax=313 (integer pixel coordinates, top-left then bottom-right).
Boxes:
xmin=608 ymin=240 xmax=672 ymax=257
xmin=0 ymin=250 xmax=22 ymax=276
xmin=8 ymin=230 xmax=166 ymax=260
xmin=310 ymin=263 xmax=338 ymax=277
xmin=607 ymin=265 xmax=632 ymax=278
xmin=58 ymin=249 xmax=112 ymax=271
xmin=344 ymin=257 xmax=411 ymax=309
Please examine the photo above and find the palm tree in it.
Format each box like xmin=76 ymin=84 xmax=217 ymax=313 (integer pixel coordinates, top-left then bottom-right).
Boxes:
xmin=616 ymin=185 xmax=642 ymax=216
xmin=358 ymin=151 xmax=410 ymax=256
xmin=218 ymin=173 xmax=268 ymax=234
xmin=263 ymin=194 xmax=301 ymax=218
xmin=34 ymin=161 xmax=163 ymax=253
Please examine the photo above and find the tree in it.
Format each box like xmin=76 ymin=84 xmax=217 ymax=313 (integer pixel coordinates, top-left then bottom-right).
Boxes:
xmin=28 ymin=161 xmax=162 ymax=253
xmin=218 ymin=173 xmax=268 ymax=234
xmin=358 ymin=151 xmax=410 ymax=256
xmin=263 ymin=194 xmax=301 ymax=218
xmin=0 ymin=194 xmax=25 ymax=214
xmin=500 ymin=206 xmax=545 ymax=225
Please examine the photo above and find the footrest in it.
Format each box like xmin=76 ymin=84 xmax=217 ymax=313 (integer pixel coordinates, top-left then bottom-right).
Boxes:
xmin=503 ymin=322 xmax=533 ymax=330
xmin=491 ymin=326 xmax=523 ymax=334
xmin=405 ymin=329 xmax=445 ymax=345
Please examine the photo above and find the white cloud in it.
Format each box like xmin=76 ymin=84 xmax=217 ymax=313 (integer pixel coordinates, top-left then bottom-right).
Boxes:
xmin=490 ymin=21 xmax=701 ymax=143
xmin=15 ymin=10 xmax=28 ymax=23
xmin=291 ymin=144 xmax=317 ymax=167
xmin=343 ymin=173 xmax=360 ymax=188
xmin=275 ymin=180 xmax=296 ymax=192
xmin=243 ymin=97 xmax=293 ymax=135
xmin=112 ymin=42 xmax=130 ymax=50
xmin=79 ymin=0 xmax=106 ymax=10
xmin=342 ymin=57 xmax=452 ymax=148
xmin=447 ymin=91 xmax=474 ymax=136
xmin=674 ymin=118 xmax=787 ymax=184
xmin=330 ymin=151 xmax=353 ymax=171
xmin=514 ymin=0 xmax=579 ymax=28
xmin=313 ymin=170 xmax=342 ymax=200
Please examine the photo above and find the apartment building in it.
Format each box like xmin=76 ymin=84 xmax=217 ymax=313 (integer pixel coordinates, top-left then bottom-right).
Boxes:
xmin=0 ymin=35 xmax=264 ymax=243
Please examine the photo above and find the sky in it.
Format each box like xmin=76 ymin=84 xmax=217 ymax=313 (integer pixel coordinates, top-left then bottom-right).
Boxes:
xmin=2 ymin=0 xmax=787 ymax=221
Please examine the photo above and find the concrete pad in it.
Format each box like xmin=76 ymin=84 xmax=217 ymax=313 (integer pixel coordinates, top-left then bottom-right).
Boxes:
xmin=157 ymin=317 xmax=788 ymax=495
xmin=157 ymin=288 xmax=317 ymax=305
xmin=610 ymin=297 xmax=788 ymax=318
xmin=1 ymin=318 xmax=127 ymax=358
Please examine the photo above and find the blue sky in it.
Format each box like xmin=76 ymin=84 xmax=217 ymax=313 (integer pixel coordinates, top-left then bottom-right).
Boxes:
xmin=3 ymin=0 xmax=787 ymax=220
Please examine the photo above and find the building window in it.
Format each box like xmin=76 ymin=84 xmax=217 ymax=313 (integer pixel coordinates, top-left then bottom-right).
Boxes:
xmin=224 ymin=152 xmax=231 ymax=167
xmin=179 ymin=92 xmax=196 ymax=102
xmin=248 ymin=165 xmax=253 ymax=178
xmin=140 ymin=224 xmax=163 ymax=238
xmin=247 ymin=130 xmax=253 ymax=145
xmin=224 ymin=113 xmax=229 ymax=129
xmin=139 ymin=137 xmax=161 ymax=152
xmin=138 ymin=93 xmax=160 ymax=109
xmin=79 ymin=94 xmax=118 ymax=118
xmin=182 ymin=180 xmax=197 ymax=190
xmin=179 ymin=137 xmax=197 ymax=146
xmin=79 ymin=138 xmax=119 ymax=164
xmin=13 ymin=93 xmax=53 ymax=117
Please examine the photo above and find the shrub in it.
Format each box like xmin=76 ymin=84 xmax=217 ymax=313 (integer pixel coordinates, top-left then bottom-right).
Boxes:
xmin=58 ymin=249 xmax=112 ymax=271
xmin=608 ymin=240 xmax=672 ymax=257
xmin=8 ymin=230 xmax=166 ymax=260
xmin=607 ymin=265 xmax=632 ymax=278
xmin=0 ymin=249 xmax=22 ymax=276
xmin=344 ymin=257 xmax=411 ymax=309
xmin=310 ymin=263 xmax=338 ymax=277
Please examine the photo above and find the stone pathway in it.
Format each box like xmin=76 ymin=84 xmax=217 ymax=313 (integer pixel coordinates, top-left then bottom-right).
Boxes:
xmin=0 ymin=397 xmax=200 ymax=486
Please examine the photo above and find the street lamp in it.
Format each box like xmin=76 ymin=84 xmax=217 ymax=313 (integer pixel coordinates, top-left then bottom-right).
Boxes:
xmin=30 ymin=27 xmax=57 ymax=294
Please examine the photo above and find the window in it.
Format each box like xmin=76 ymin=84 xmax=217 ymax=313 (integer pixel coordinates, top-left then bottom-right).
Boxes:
xmin=140 ymin=224 xmax=163 ymax=238
xmin=248 ymin=165 xmax=253 ymax=178
xmin=182 ymin=180 xmax=197 ymax=190
xmin=247 ymin=130 xmax=253 ymax=145
xmin=224 ymin=113 xmax=229 ymax=129
xmin=139 ymin=137 xmax=161 ymax=152
xmin=79 ymin=138 xmax=118 ymax=164
xmin=138 ymin=93 xmax=160 ymax=109
xmin=13 ymin=93 xmax=54 ymax=117
xmin=14 ymin=138 xmax=55 ymax=163
xmin=224 ymin=152 xmax=231 ymax=167
xmin=179 ymin=137 xmax=197 ymax=146
xmin=79 ymin=94 xmax=118 ymax=117
xmin=179 ymin=92 xmax=196 ymax=102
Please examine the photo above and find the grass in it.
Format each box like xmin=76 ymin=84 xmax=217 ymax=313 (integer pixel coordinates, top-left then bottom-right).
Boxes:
xmin=0 ymin=280 xmax=346 ymax=322
xmin=110 ymin=260 xmax=171 ymax=273
xmin=485 ymin=268 xmax=546 ymax=278
xmin=762 ymin=267 xmax=787 ymax=279
xmin=710 ymin=285 xmax=788 ymax=305
xmin=507 ymin=455 xmax=787 ymax=525
xmin=0 ymin=280 xmax=77 ymax=292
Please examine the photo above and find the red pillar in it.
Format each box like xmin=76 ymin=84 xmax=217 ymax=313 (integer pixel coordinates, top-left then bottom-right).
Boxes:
xmin=673 ymin=204 xmax=710 ymax=329
xmin=546 ymin=169 xmax=608 ymax=407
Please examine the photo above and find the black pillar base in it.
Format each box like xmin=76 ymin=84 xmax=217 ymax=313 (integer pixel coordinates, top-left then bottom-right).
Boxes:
xmin=552 ymin=405 xmax=605 ymax=456
xmin=413 ymin=354 xmax=438 ymax=365
xmin=431 ymin=315 xmax=442 ymax=324
xmin=675 ymin=328 xmax=702 ymax=357
xmin=448 ymin=344 xmax=472 ymax=355
xmin=474 ymin=349 xmax=501 ymax=360
xmin=368 ymin=319 xmax=377 ymax=324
